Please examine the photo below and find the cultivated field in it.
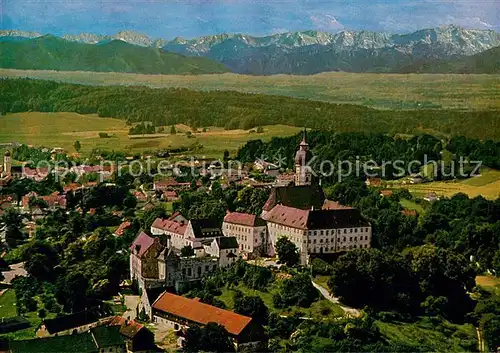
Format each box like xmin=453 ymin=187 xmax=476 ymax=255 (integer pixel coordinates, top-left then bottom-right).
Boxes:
xmin=0 ymin=112 xmax=300 ymax=157
xmin=390 ymin=169 xmax=500 ymax=200
xmin=1 ymin=69 xmax=500 ymax=110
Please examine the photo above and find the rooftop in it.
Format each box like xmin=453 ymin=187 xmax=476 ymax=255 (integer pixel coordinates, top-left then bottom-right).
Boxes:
xmin=263 ymin=185 xmax=325 ymax=212
xmin=151 ymin=218 xmax=187 ymax=236
xmin=263 ymin=204 xmax=370 ymax=230
xmin=223 ymin=212 xmax=266 ymax=227
xmin=130 ymin=232 xmax=156 ymax=258
xmin=152 ymin=291 xmax=252 ymax=336
xmin=215 ymin=236 xmax=239 ymax=250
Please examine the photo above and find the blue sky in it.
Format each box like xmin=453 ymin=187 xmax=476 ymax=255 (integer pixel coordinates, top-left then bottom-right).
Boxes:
xmin=1 ymin=0 xmax=499 ymax=38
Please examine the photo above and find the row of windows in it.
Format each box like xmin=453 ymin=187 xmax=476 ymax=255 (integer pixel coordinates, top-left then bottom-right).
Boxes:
xmin=309 ymin=243 xmax=370 ymax=252
xmin=307 ymin=235 xmax=370 ymax=244
xmin=309 ymin=227 xmax=370 ymax=236
xmin=225 ymin=224 xmax=252 ymax=233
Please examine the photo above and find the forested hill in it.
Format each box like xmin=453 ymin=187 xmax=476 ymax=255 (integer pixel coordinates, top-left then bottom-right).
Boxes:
xmin=0 ymin=36 xmax=229 ymax=74
xmin=1 ymin=78 xmax=499 ymax=140
xmin=399 ymin=46 xmax=500 ymax=74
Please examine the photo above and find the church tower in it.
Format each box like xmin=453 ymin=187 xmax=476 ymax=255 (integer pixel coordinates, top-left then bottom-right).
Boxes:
xmin=294 ymin=128 xmax=312 ymax=186
xmin=3 ymin=151 xmax=11 ymax=177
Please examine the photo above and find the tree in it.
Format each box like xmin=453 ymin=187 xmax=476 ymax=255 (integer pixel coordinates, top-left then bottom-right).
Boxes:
xmin=170 ymin=125 xmax=177 ymax=135
xmin=182 ymin=322 xmax=234 ymax=353
xmin=181 ymin=245 xmax=195 ymax=257
xmin=1 ymin=208 xmax=26 ymax=248
xmin=481 ymin=313 xmax=500 ymax=350
xmin=273 ymin=273 xmax=318 ymax=308
xmin=223 ymin=150 xmax=230 ymax=162
xmin=275 ymin=237 xmax=300 ymax=266
xmin=73 ymin=140 xmax=81 ymax=152
xmin=38 ymin=308 xmax=47 ymax=319
xmin=234 ymin=292 xmax=269 ymax=325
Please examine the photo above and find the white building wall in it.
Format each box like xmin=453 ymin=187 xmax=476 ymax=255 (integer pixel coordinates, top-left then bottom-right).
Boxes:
xmin=266 ymin=221 xmax=372 ymax=263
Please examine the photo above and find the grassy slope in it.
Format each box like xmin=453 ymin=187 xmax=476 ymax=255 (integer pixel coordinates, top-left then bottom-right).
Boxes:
xmin=1 ymin=69 xmax=499 ymax=111
xmin=0 ymin=289 xmax=58 ymax=340
xmin=217 ymin=282 xmax=345 ymax=319
xmin=377 ymin=317 xmax=477 ymax=352
xmin=0 ymin=289 xmax=17 ymax=317
xmin=0 ymin=112 xmax=301 ymax=157
xmin=0 ymin=36 xmax=229 ymax=74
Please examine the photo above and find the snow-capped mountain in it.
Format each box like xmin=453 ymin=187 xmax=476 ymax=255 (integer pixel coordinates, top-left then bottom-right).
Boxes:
xmin=1 ymin=25 xmax=499 ymax=74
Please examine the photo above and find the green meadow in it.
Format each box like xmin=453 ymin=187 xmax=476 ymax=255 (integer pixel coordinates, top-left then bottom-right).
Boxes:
xmin=1 ymin=69 xmax=499 ymax=111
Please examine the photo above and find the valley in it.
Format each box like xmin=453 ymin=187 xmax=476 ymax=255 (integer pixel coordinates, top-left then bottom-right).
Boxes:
xmin=2 ymin=69 xmax=499 ymax=111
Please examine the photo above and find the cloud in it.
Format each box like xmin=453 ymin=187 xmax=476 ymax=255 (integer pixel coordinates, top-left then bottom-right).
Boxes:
xmin=309 ymin=14 xmax=344 ymax=31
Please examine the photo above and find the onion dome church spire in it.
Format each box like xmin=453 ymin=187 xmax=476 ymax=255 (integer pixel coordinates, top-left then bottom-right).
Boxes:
xmin=295 ymin=128 xmax=312 ymax=186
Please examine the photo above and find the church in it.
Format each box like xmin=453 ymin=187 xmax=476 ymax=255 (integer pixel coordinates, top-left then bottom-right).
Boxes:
xmin=0 ymin=151 xmax=12 ymax=186
xmin=259 ymin=129 xmax=373 ymax=264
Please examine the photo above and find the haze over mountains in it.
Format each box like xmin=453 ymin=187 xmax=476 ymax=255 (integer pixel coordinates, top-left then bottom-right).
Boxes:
xmin=1 ymin=25 xmax=499 ymax=75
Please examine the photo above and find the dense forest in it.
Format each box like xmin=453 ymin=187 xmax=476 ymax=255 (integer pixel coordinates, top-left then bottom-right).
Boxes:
xmin=237 ymin=131 xmax=500 ymax=179
xmin=1 ymin=78 xmax=500 ymax=139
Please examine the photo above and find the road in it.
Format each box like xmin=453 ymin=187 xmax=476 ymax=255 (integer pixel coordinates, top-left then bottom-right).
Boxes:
xmin=123 ymin=295 xmax=140 ymax=320
xmin=311 ymin=280 xmax=360 ymax=318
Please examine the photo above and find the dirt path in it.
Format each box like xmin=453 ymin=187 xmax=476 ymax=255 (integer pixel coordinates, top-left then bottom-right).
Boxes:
xmin=312 ymin=281 xmax=360 ymax=318
xmin=123 ymin=295 xmax=140 ymax=320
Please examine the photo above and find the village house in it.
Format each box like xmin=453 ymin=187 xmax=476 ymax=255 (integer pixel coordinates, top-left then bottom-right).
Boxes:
xmin=365 ymin=177 xmax=382 ymax=187
xmin=114 ymin=221 xmax=132 ymax=237
xmin=22 ymin=192 xmax=67 ymax=212
xmin=379 ymin=189 xmax=394 ymax=197
xmin=151 ymin=216 xmax=227 ymax=252
xmin=151 ymin=291 xmax=266 ymax=351
xmin=222 ymin=212 xmax=267 ymax=259
xmin=107 ymin=316 xmax=155 ymax=352
xmin=162 ymin=190 xmax=179 ymax=201
xmin=153 ymin=178 xmax=192 ymax=192
xmin=36 ymin=307 xmax=111 ymax=338
xmin=254 ymin=159 xmax=280 ymax=177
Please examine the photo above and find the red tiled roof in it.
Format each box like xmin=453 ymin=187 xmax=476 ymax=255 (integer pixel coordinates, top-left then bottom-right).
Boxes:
xmin=322 ymin=200 xmax=353 ymax=210
xmin=401 ymin=209 xmax=417 ymax=216
xmin=63 ymin=183 xmax=82 ymax=193
xmin=163 ymin=190 xmax=179 ymax=200
xmin=263 ymin=204 xmax=369 ymax=230
xmin=114 ymin=221 xmax=131 ymax=236
xmin=22 ymin=192 xmax=67 ymax=208
xmin=168 ymin=211 xmax=182 ymax=220
xmin=108 ymin=316 xmax=144 ymax=338
xmin=263 ymin=205 xmax=309 ymax=229
xmin=151 ymin=218 xmax=187 ymax=236
xmin=224 ymin=212 xmax=266 ymax=227
xmin=380 ymin=189 xmax=393 ymax=197
xmin=154 ymin=179 xmax=191 ymax=190
xmin=152 ymin=292 xmax=252 ymax=336
xmin=130 ymin=232 xmax=156 ymax=258
xmin=366 ymin=178 xmax=382 ymax=186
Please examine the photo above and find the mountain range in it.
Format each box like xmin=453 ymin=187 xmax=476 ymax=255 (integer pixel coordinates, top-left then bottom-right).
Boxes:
xmin=1 ymin=25 xmax=499 ymax=75
xmin=0 ymin=35 xmax=228 ymax=74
